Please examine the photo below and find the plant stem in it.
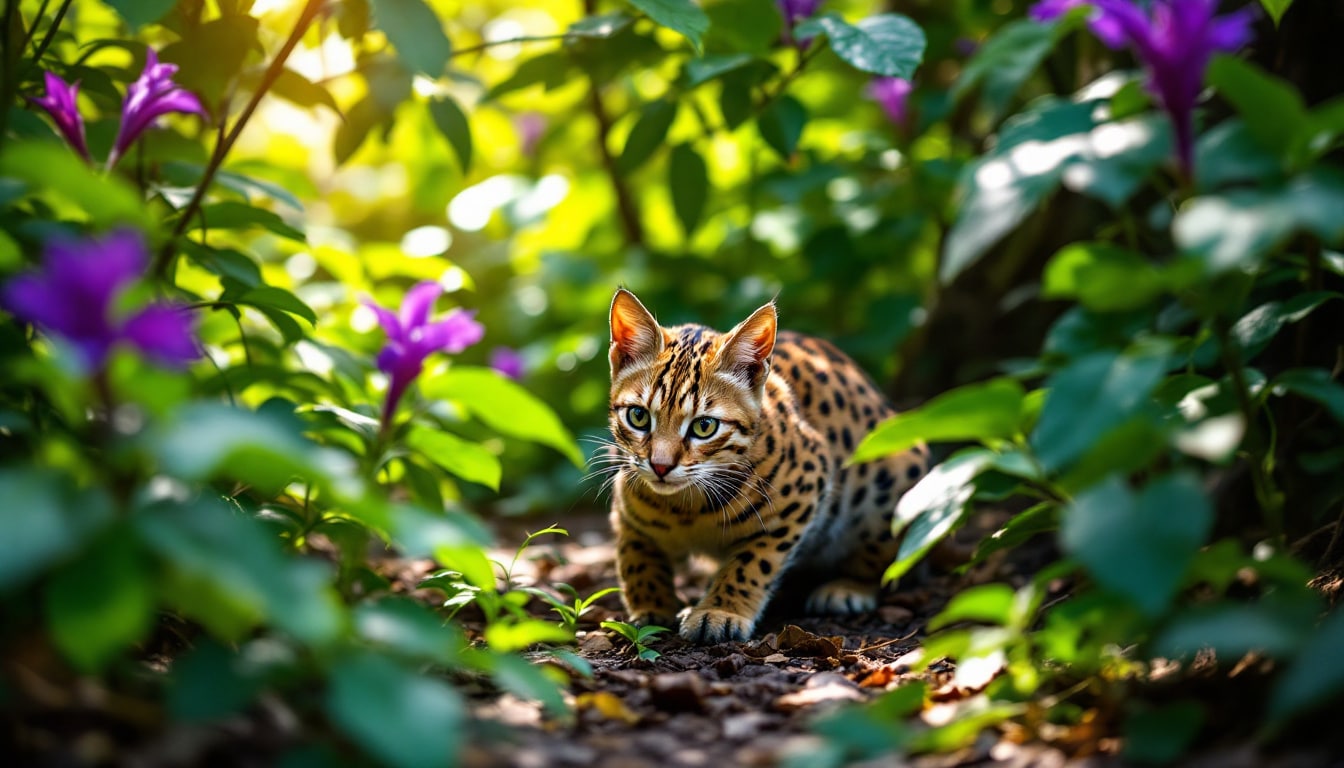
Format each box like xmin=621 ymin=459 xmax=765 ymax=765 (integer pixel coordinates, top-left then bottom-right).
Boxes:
xmin=1217 ymin=320 xmax=1284 ymax=542
xmin=0 ymin=0 xmax=21 ymax=156
xmin=587 ymin=80 xmax=645 ymax=247
xmin=18 ymin=0 xmax=51 ymax=52
xmin=28 ymin=0 xmax=70 ymax=63
xmin=153 ymin=0 xmax=325 ymax=279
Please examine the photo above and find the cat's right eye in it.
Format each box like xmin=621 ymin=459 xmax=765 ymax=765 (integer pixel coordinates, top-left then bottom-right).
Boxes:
xmin=626 ymin=406 xmax=651 ymax=430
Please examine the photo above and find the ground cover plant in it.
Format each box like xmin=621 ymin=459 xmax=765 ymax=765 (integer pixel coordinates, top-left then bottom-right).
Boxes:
xmin=1 ymin=0 xmax=1343 ymax=765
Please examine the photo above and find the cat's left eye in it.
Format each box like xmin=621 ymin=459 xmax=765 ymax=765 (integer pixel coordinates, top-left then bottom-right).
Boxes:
xmin=690 ymin=417 xmax=719 ymax=439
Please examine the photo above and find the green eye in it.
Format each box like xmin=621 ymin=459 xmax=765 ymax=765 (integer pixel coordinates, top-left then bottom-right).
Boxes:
xmin=690 ymin=417 xmax=719 ymax=439
xmin=626 ymin=406 xmax=651 ymax=430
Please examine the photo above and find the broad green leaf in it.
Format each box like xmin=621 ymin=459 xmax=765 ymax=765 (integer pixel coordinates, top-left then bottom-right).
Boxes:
xmin=326 ymin=652 xmax=464 ymax=768
xmin=489 ymin=653 xmax=568 ymax=713
xmin=387 ymin=505 xmax=493 ymax=560
xmin=969 ymin=502 xmax=1057 ymax=566
xmin=369 ymin=0 xmax=453 ymax=76
xmin=942 ymin=95 xmax=1168 ymax=283
xmin=429 ymin=97 xmax=473 ymax=173
xmin=1260 ymin=0 xmax=1293 ymax=25
xmin=622 ymin=0 xmax=710 ymax=51
xmin=795 ymin=13 xmax=926 ymax=79
xmin=1195 ymin=118 xmax=1284 ymax=190
xmin=852 ymin=378 xmax=1024 ymax=464
xmin=884 ymin=449 xmax=995 ymax=583
xmin=683 ymin=53 xmax=757 ymax=87
xmin=355 ymin=597 xmax=464 ymax=666
xmin=703 ymin=0 xmax=782 ymax=56
xmin=168 ymin=640 xmax=268 ymax=722
xmin=0 ymin=469 xmax=113 ymax=590
xmin=189 ymin=201 xmax=306 ymax=242
xmin=433 ymin=545 xmax=496 ymax=592
xmin=334 ymin=97 xmax=393 ymax=166
xmin=1208 ymin=56 xmax=1307 ymax=160
xmin=1268 ymin=609 xmax=1344 ymax=724
xmin=1271 ymin=368 xmax=1344 ymax=423
xmin=1229 ymin=292 xmax=1339 ymax=357
xmin=406 ymin=426 xmax=503 ymax=490
xmin=929 ymin=584 xmax=1016 ymax=630
xmin=1031 ymin=348 xmax=1169 ymax=471
xmin=230 ymin=285 xmax=318 ymax=325
xmin=952 ymin=19 xmax=1059 ymax=122
xmin=1041 ymin=243 xmax=1167 ymax=312
xmin=1173 ymin=168 xmax=1344 ymax=274
xmin=0 ymin=144 xmax=150 ymax=229
xmin=269 ymin=68 xmax=342 ymax=115
xmin=159 ymin=15 xmax=260 ymax=109
xmin=105 ymin=0 xmax=176 ymax=27
xmin=758 ymin=94 xmax=807 ymax=160
xmin=46 ymin=528 xmax=153 ymax=672
xmin=617 ymin=100 xmax=677 ymax=174
xmin=1061 ymin=473 xmax=1212 ymax=617
xmin=1123 ymin=701 xmax=1205 ymax=765
xmin=424 ymin=366 xmax=584 ymax=467
xmin=669 ymin=143 xmax=708 ymax=236
xmin=1154 ymin=597 xmax=1318 ymax=659
xmin=485 ymin=52 xmax=573 ymax=100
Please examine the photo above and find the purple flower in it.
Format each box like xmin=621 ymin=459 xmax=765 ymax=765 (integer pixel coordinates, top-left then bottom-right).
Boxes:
xmin=777 ymin=0 xmax=821 ymax=46
xmin=515 ymin=112 xmax=547 ymax=156
xmin=30 ymin=71 xmax=90 ymax=161
xmin=108 ymin=50 xmax=205 ymax=169
xmin=490 ymin=347 xmax=526 ymax=380
xmin=363 ymin=281 xmax=485 ymax=428
xmin=1 ymin=229 xmax=199 ymax=371
xmin=867 ymin=76 xmax=914 ymax=129
xmin=1031 ymin=0 xmax=1256 ymax=176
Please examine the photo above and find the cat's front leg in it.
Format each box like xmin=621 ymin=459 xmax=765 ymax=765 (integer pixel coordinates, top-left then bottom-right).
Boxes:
xmin=614 ymin=529 xmax=681 ymax=628
xmin=680 ymin=539 xmax=792 ymax=644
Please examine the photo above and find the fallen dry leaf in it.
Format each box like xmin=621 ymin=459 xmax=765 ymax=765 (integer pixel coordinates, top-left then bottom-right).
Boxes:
xmin=575 ymin=692 xmax=640 ymax=725
xmin=775 ymin=624 xmax=843 ymax=658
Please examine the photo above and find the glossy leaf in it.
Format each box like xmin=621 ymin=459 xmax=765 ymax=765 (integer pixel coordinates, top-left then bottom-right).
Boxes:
xmin=853 ymin=378 xmax=1024 ymax=463
xmin=1041 ymin=243 xmax=1168 ymax=312
xmin=884 ymin=449 xmax=994 ymax=583
xmin=406 ymin=426 xmax=503 ymax=490
xmin=622 ymin=0 xmax=710 ymax=51
xmin=369 ymin=0 xmax=453 ymax=76
xmin=952 ymin=19 xmax=1059 ymax=122
xmin=758 ymin=94 xmax=807 ymax=160
xmin=105 ymin=0 xmax=176 ymax=28
xmin=1271 ymin=368 xmax=1344 ymax=423
xmin=617 ymin=100 xmax=677 ymax=174
xmin=429 ymin=96 xmax=473 ymax=173
xmin=424 ymin=366 xmax=584 ymax=467
xmin=189 ymin=201 xmax=306 ymax=242
xmin=795 ymin=13 xmax=926 ymax=79
xmin=669 ymin=143 xmax=708 ymax=236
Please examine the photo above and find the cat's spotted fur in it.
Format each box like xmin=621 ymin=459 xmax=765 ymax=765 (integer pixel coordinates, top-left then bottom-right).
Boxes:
xmin=605 ymin=289 xmax=929 ymax=644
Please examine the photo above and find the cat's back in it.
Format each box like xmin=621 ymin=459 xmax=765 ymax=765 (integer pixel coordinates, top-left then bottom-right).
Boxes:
xmin=771 ymin=330 xmax=895 ymax=459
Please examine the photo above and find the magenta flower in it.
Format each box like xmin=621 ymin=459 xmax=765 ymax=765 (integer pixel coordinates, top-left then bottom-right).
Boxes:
xmin=777 ymin=0 xmax=821 ymax=46
xmin=30 ymin=71 xmax=90 ymax=160
xmin=490 ymin=347 xmax=526 ymax=380
xmin=1 ymin=229 xmax=199 ymax=371
xmin=1031 ymin=0 xmax=1256 ymax=176
xmin=515 ymin=113 xmax=547 ymax=156
xmin=363 ymin=281 xmax=485 ymax=429
xmin=107 ymin=50 xmax=206 ymax=169
xmin=867 ymin=76 xmax=914 ymax=129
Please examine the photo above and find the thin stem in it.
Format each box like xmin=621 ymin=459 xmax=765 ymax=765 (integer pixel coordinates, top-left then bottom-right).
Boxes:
xmin=1217 ymin=320 xmax=1284 ymax=542
xmin=154 ymin=0 xmax=325 ymax=279
xmin=0 ymin=0 xmax=21 ymax=155
xmin=587 ymin=79 xmax=645 ymax=247
xmin=19 ymin=0 xmax=51 ymax=52
xmin=450 ymin=33 xmax=574 ymax=58
xmin=28 ymin=0 xmax=71 ymax=63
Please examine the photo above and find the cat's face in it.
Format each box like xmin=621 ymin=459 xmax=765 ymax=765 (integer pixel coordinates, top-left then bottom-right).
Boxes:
xmin=605 ymin=289 xmax=775 ymax=497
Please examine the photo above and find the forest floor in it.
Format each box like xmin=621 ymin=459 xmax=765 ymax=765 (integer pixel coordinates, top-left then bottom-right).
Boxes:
xmin=417 ymin=513 xmax=1341 ymax=768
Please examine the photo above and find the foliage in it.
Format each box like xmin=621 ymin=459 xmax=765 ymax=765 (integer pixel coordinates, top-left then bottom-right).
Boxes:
xmin=601 ymin=619 xmax=671 ymax=661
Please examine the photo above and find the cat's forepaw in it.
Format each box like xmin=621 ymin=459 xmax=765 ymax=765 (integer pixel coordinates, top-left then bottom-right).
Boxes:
xmin=805 ymin=579 xmax=878 ymax=615
xmin=679 ymin=608 xmax=754 ymax=644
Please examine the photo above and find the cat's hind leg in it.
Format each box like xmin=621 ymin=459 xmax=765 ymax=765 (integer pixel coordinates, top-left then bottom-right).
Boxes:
xmin=804 ymin=578 xmax=878 ymax=615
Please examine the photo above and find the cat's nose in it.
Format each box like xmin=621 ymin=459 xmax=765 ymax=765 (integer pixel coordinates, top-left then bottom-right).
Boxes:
xmin=650 ymin=462 xmax=673 ymax=479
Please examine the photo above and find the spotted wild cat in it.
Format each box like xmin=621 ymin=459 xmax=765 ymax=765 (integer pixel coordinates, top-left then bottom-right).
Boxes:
xmin=603 ymin=288 xmax=929 ymax=644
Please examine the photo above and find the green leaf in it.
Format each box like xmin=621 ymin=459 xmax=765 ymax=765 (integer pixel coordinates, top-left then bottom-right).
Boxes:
xmin=1208 ymin=56 xmax=1307 ymax=160
xmin=1268 ymin=609 xmax=1344 ymax=724
xmin=229 ymin=284 xmax=318 ymax=326
xmin=1173 ymin=168 xmax=1344 ymax=274
xmin=1260 ymin=0 xmax=1293 ymax=25
xmin=168 ymin=640 xmax=268 ymax=722
xmin=1154 ymin=597 xmax=1318 ymax=659
xmin=1041 ymin=243 xmax=1168 ymax=312
xmin=852 ymin=378 xmax=1024 ymax=463
xmin=490 ymin=653 xmax=568 ymax=713
xmin=617 ymin=100 xmax=677 ymax=174
xmin=1123 ymin=701 xmax=1205 ymax=765
xmin=46 ymin=527 xmax=154 ymax=672
xmin=0 ymin=144 xmax=150 ymax=229
xmin=884 ymin=449 xmax=994 ymax=583
xmin=424 ymin=367 xmax=585 ymax=467
xmin=795 ymin=13 xmax=926 ymax=79
xmin=952 ymin=19 xmax=1059 ymax=122
xmin=189 ymin=201 xmax=306 ymax=242
xmin=485 ymin=52 xmax=573 ymax=100
xmin=942 ymin=96 xmax=1168 ymax=283
xmin=928 ymin=584 xmax=1016 ymax=630
xmin=355 ymin=597 xmax=464 ymax=666
xmin=0 ymin=469 xmax=113 ymax=590
xmin=334 ymin=97 xmax=392 ymax=166
xmin=758 ymin=94 xmax=807 ymax=160
xmin=1031 ymin=348 xmax=1169 ymax=471
xmin=969 ymin=502 xmax=1057 ymax=566
xmin=703 ymin=0 xmax=782 ymax=56
xmin=369 ymin=0 xmax=453 ymax=77
xmin=406 ymin=427 xmax=503 ymax=490
xmin=683 ymin=53 xmax=757 ymax=87
xmin=159 ymin=15 xmax=260 ymax=109
xmin=429 ymin=96 xmax=473 ymax=173
xmin=1271 ymin=368 xmax=1344 ymax=423
xmin=622 ymin=0 xmax=710 ymax=51
xmin=1230 ymin=292 xmax=1340 ymax=357
xmin=1062 ymin=473 xmax=1212 ymax=617
xmin=105 ymin=0 xmax=177 ymax=27
xmin=327 ymin=652 xmax=464 ymax=768
xmin=668 ymin=143 xmax=708 ymax=236
xmin=269 ymin=68 xmax=342 ymax=115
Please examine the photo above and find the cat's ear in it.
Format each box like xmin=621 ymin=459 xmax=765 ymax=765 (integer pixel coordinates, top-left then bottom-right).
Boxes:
xmin=610 ymin=288 xmax=664 ymax=375
xmin=718 ymin=302 xmax=776 ymax=389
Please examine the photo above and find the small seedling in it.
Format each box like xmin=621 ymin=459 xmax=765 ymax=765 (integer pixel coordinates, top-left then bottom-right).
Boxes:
xmin=601 ymin=620 xmax=670 ymax=661
xmin=527 ymin=584 xmax=621 ymax=629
